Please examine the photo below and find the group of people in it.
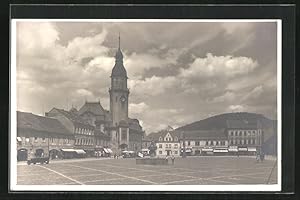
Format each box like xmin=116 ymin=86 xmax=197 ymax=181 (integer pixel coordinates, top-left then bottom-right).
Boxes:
xmin=165 ymin=155 xmax=176 ymax=165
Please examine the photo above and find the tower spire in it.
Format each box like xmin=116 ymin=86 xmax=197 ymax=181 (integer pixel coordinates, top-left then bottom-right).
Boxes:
xmin=118 ymin=32 xmax=121 ymax=49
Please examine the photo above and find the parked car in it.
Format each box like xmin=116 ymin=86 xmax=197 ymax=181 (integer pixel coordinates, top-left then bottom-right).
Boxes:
xmin=27 ymin=157 xmax=49 ymax=165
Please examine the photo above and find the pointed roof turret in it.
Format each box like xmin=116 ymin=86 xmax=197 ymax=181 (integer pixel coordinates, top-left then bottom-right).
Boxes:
xmin=111 ymin=33 xmax=127 ymax=78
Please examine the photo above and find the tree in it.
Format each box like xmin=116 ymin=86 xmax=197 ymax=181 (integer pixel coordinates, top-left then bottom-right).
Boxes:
xmin=148 ymin=141 xmax=157 ymax=157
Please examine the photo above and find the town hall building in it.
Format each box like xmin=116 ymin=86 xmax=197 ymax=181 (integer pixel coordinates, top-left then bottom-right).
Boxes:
xmin=46 ymin=35 xmax=144 ymax=154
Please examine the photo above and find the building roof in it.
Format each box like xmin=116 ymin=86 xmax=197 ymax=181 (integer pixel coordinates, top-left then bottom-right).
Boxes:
xmin=111 ymin=48 xmax=127 ymax=77
xmin=78 ymin=101 xmax=106 ymax=116
xmin=183 ymin=129 xmax=227 ymax=140
xmin=147 ymin=129 xmax=227 ymax=141
xmin=17 ymin=111 xmax=72 ymax=135
xmin=47 ymin=108 xmax=94 ymax=128
xmin=226 ymin=119 xmax=259 ymax=129
xmin=146 ymin=130 xmax=181 ymax=142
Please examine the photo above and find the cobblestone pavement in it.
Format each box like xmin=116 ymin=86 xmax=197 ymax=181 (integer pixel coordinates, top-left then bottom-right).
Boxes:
xmin=17 ymin=156 xmax=277 ymax=185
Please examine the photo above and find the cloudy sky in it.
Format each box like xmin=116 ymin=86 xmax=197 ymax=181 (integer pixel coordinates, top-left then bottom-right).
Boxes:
xmin=15 ymin=21 xmax=278 ymax=133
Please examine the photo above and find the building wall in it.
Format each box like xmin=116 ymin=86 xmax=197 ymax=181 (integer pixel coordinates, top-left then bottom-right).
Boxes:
xmin=74 ymin=127 xmax=95 ymax=150
xmin=227 ymin=129 xmax=262 ymax=147
xmin=155 ymin=142 xmax=180 ymax=157
xmin=109 ymin=87 xmax=129 ymax=126
xmin=17 ymin=129 xmax=75 ymax=160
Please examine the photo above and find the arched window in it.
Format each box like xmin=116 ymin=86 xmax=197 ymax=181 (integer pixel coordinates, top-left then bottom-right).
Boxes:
xmin=159 ymin=137 xmax=162 ymax=141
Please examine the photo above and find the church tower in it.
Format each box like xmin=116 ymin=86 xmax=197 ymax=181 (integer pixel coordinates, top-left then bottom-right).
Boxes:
xmin=109 ymin=34 xmax=129 ymax=127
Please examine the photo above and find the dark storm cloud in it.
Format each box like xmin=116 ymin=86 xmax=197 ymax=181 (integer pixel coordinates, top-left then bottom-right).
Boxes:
xmin=16 ymin=21 xmax=278 ymax=133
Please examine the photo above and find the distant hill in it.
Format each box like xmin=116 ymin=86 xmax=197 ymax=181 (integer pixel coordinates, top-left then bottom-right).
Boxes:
xmin=176 ymin=112 xmax=277 ymax=143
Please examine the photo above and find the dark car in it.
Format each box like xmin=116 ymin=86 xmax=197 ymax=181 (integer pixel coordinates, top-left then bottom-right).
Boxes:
xmin=27 ymin=157 xmax=49 ymax=165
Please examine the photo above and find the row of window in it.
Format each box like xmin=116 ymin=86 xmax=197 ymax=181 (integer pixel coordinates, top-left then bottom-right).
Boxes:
xmin=183 ymin=140 xmax=226 ymax=146
xmin=18 ymin=137 xmax=72 ymax=145
xmin=158 ymin=136 xmax=178 ymax=142
xmin=75 ymin=138 xmax=94 ymax=146
xmin=229 ymin=139 xmax=258 ymax=145
xmin=228 ymin=130 xmax=259 ymax=137
xmin=158 ymin=143 xmax=179 ymax=148
xmin=158 ymin=150 xmax=178 ymax=155
xmin=75 ymin=127 xmax=94 ymax=136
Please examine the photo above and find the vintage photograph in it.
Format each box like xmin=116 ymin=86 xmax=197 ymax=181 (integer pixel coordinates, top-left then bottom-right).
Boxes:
xmin=10 ymin=20 xmax=281 ymax=191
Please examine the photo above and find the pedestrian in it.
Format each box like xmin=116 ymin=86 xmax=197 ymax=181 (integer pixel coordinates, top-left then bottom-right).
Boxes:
xmin=165 ymin=155 xmax=169 ymax=164
xmin=256 ymin=153 xmax=260 ymax=163
xmin=260 ymin=152 xmax=265 ymax=162
xmin=171 ymin=155 xmax=175 ymax=165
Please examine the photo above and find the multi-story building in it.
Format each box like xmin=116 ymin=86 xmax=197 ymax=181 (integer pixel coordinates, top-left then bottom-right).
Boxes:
xmin=147 ymin=130 xmax=181 ymax=157
xmin=45 ymin=36 xmax=144 ymax=154
xmin=180 ymin=129 xmax=228 ymax=155
xmin=45 ymin=108 xmax=95 ymax=156
xmin=17 ymin=111 xmax=75 ymax=161
xmin=226 ymin=119 xmax=263 ymax=155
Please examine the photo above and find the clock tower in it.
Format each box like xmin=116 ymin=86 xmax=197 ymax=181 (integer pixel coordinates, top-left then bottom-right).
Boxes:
xmin=109 ymin=34 xmax=129 ymax=127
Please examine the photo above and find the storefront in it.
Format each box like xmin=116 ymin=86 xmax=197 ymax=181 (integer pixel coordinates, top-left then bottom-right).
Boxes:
xmin=213 ymin=148 xmax=229 ymax=155
xmin=201 ymin=148 xmax=214 ymax=155
xmin=238 ymin=147 xmax=248 ymax=155
xmin=228 ymin=146 xmax=238 ymax=155
xmin=247 ymin=147 xmax=257 ymax=155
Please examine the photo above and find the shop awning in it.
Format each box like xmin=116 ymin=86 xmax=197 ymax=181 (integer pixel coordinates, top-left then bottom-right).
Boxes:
xmin=17 ymin=137 xmax=22 ymax=142
xmin=74 ymin=149 xmax=86 ymax=154
xmin=61 ymin=149 xmax=76 ymax=152
xmin=238 ymin=148 xmax=248 ymax=151
xmin=141 ymin=149 xmax=150 ymax=152
xmin=202 ymin=148 xmax=213 ymax=152
xmin=247 ymin=147 xmax=257 ymax=152
xmin=180 ymin=149 xmax=192 ymax=153
xmin=228 ymin=148 xmax=238 ymax=152
xmin=213 ymin=149 xmax=228 ymax=153
xmin=107 ymin=148 xmax=113 ymax=153
xmin=103 ymin=148 xmax=109 ymax=153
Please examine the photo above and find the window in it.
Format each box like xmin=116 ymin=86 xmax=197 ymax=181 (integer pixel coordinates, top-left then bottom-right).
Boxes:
xmin=174 ymin=151 xmax=178 ymax=154
xmin=159 ymin=144 xmax=162 ymax=148
xmin=187 ymin=141 xmax=190 ymax=146
xmin=174 ymin=137 xmax=178 ymax=141
xmin=42 ymin=137 xmax=46 ymax=143
xmin=195 ymin=141 xmax=200 ymax=146
xmin=159 ymin=137 xmax=163 ymax=141
xmin=174 ymin=144 xmax=178 ymax=148
xmin=34 ymin=137 xmax=38 ymax=142
xmin=159 ymin=151 xmax=162 ymax=154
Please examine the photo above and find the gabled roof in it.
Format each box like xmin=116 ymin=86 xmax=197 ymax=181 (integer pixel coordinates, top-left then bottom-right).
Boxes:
xmin=54 ymin=108 xmax=87 ymax=124
xmin=17 ymin=111 xmax=72 ymax=135
xmin=226 ymin=119 xmax=259 ymax=129
xmin=78 ymin=101 xmax=106 ymax=116
xmin=47 ymin=108 xmax=94 ymax=128
xmin=146 ymin=130 xmax=180 ymax=142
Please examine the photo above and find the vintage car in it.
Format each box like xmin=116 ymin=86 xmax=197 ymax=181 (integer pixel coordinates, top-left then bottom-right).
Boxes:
xmin=27 ymin=157 xmax=49 ymax=165
xmin=27 ymin=150 xmax=50 ymax=165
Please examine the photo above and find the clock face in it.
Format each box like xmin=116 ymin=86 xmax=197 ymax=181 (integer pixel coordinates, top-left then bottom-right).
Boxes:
xmin=120 ymin=96 xmax=126 ymax=102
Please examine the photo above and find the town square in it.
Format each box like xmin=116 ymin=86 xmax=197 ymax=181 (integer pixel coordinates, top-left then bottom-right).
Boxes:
xmin=12 ymin=20 xmax=279 ymax=189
